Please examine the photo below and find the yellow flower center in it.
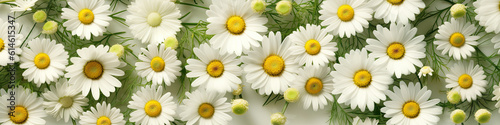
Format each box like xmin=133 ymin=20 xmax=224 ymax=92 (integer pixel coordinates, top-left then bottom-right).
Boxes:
xmin=226 ymin=16 xmax=246 ymax=35
xmin=147 ymin=12 xmax=162 ymax=27
xmin=263 ymin=55 xmax=285 ymax=77
xmin=402 ymin=101 xmax=420 ymax=118
xmin=198 ymin=103 xmax=215 ymax=119
xmin=10 ymin=106 xmax=28 ymax=124
xmin=150 ymin=57 xmax=165 ymax=72
xmin=206 ymin=60 xmax=224 ymax=78
xmin=34 ymin=53 xmax=50 ymax=69
xmin=58 ymin=96 xmax=74 ymax=108
xmin=458 ymin=74 xmax=473 ymax=89
xmin=386 ymin=42 xmax=405 ymax=60
xmin=0 ymin=38 xmax=4 ymax=52
xmin=78 ymin=8 xmax=94 ymax=25
xmin=144 ymin=100 xmax=162 ymax=117
xmin=353 ymin=70 xmax=371 ymax=88
xmin=449 ymin=32 xmax=465 ymax=47
xmin=96 ymin=116 xmax=111 ymax=125
xmin=304 ymin=39 xmax=321 ymax=55
xmin=387 ymin=0 xmax=404 ymax=5
xmin=337 ymin=5 xmax=355 ymax=22
xmin=305 ymin=77 xmax=323 ymax=95
xmin=84 ymin=61 xmax=104 ymax=80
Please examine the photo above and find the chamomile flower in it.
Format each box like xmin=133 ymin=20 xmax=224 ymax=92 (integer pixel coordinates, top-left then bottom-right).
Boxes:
xmin=126 ymin=0 xmax=181 ymax=45
xmin=79 ymin=102 xmax=125 ymax=125
xmin=135 ymin=44 xmax=181 ymax=86
xmin=352 ymin=116 xmax=379 ymax=125
xmin=331 ymin=49 xmax=393 ymax=112
xmin=0 ymin=18 xmax=23 ymax=66
xmin=288 ymin=24 xmax=338 ymax=68
xmin=128 ymin=85 xmax=176 ymax=125
xmin=241 ymin=32 xmax=299 ymax=95
xmin=319 ymin=0 xmax=373 ymax=38
xmin=65 ymin=45 xmax=125 ymax=100
xmin=493 ymin=85 xmax=500 ymax=113
xmin=0 ymin=86 xmax=47 ymax=125
xmin=61 ymin=0 xmax=112 ymax=40
xmin=20 ymin=38 xmax=68 ymax=87
xmin=474 ymin=0 xmax=500 ymax=33
xmin=372 ymin=0 xmax=425 ymax=24
xmin=42 ymin=79 xmax=89 ymax=122
xmin=186 ymin=43 xmax=242 ymax=93
xmin=9 ymin=0 xmax=37 ymax=12
xmin=366 ymin=23 xmax=426 ymax=78
xmin=445 ymin=60 xmax=487 ymax=102
xmin=434 ymin=18 xmax=479 ymax=60
xmin=290 ymin=66 xmax=334 ymax=111
xmin=206 ymin=0 xmax=268 ymax=56
xmin=381 ymin=82 xmax=442 ymax=125
xmin=179 ymin=89 xmax=232 ymax=125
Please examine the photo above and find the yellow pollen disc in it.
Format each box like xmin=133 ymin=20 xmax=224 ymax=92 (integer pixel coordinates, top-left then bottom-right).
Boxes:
xmin=226 ymin=16 xmax=246 ymax=35
xmin=263 ymin=55 xmax=285 ymax=77
xmin=353 ymin=70 xmax=372 ymax=88
xmin=150 ymin=57 xmax=165 ymax=72
xmin=0 ymin=38 xmax=4 ymax=52
xmin=206 ymin=60 xmax=224 ymax=78
xmin=402 ymin=101 xmax=420 ymax=118
xmin=337 ymin=5 xmax=355 ymax=22
xmin=144 ymin=100 xmax=162 ymax=117
xmin=96 ymin=116 xmax=111 ymax=125
xmin=34 ymin=53 xmax=50 ymax=69
xmin=147 ymin=12 xmax=162 ymax=27
xmin=386 ymin=42 xmax=405 ymax=60
xmin=10 ymin=106 xmax=28 ymax=124
xmin=84 ymin=61 xmax=104 ymax=80
xmin=305 ymin=77 xmax=323 ymax=95
xmin=198 ymin=103 xmax=215 ymax=119
xmin=387 ymin=0 xmax=404 ymax=5
xmin=78 ymin=8 xmax=94 ymax=25
xmin=449 ymin=32 xmax=465 ymax=47
xmin=58 ymin=96 xmax=74 ymax=108
xmin=458 ymin=74 xmax=473 ymax=89
xmin=304 ymin=39 xmax=321 ymax=55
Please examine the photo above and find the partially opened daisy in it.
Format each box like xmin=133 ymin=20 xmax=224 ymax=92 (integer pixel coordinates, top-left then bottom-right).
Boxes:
xmin=331 ymin=48 xmax=393 ymax=112
xmin=0 ymin=18 xmax=23 ymax=66
xmin=128 ymin=85 xmax=176 ymax=125
xmin=206 ymin=0 xmax=268 ymax=56
xmin=445 ymin=60 xmax=487 ymax=102
xmin=372 ymin=0 xmax=425 ymax=24
xmin=179 ymin=89 xmax=232 ymax=125
xmin=241 ymin=31 xmax=299 ymax=95
xmin=366 ymin=23 xmax=426 ymax=78
xmin=42 ymin=78 xmax=89 ymax=122
xmin=20 ymin=38 xmax=68 ymax=87
xmin=0 ymin=86 xmax=47 ymax=125
xmin=79 ymin=102 xmax=125 ymax=125
xmin=319 ymin=0 xmax=373 ymax=38
xmin=186 ymin=43 xmax=242 ymax=93
xmin=289 ymin=65 xmax=334 ymax=111
xmin=434 ymin=18 xmax=479 ymax=60
xmin=135 ymin=44 xmax=181 ymax=86
xmin=126 ymin=0 xmax=181 ymax=45
xmin=9 ymin=0 xmax=37 ymax=12
xmin=381 ymin=82 xmax=442 ymax=125
xmin=474 ymin=0 xmax=500 ymax=33
xmin=288 ymin=24 xmax=337 ymax=68
xmin=65 ymin=45 xmax=125 ymax=100
xmin=61 ymin=0 xmax=112 ymax=40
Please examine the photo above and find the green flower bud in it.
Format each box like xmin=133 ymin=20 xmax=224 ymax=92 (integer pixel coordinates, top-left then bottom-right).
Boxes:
xmin=275 ymin=0 xmax=292 ymax=16
xmin=231 ymin=99 xmax=249 ymax=115
xmin=42 ymin=21 xmax=58 ymax=34
xmin=447 ymin=90 xmax=461 ymax=104
xmin=450 ymin=4 xmax=466 ymax=18
xmin=251 ymin=0 xmax=266 ymax=13
xmin=164 ymin=36 xmax=178 ymax=50
xmin=475 ymin=109 xmax=491 ymax=123
xmin=33 ymin=10 xmax=47 ymax=23
xmin=284 ymin=88 xmax=299 ymax=103
xmin=109 ymin=44 xmax=125 ymax=57
xmin=270 ymin=112 xmax=286 ymax=125
xmin=450 ymin=109 xmax=466 ymax=124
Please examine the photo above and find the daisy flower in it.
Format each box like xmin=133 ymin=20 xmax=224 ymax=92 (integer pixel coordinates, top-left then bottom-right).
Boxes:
xmin=128 ymin=85 xmax=176 ymax=125
xmin=241 ymin=31 xmax=299 ymax=95
xmin=135 ymin=44 xmax=181 ymax=86
xmin=126 ymin=0 xmax=181 ymax=45
xmin=331 ymin=49 xmax=393 ymax=112
xmin=288 ymin=24 xmax=338 ymax=68
xmin=9 ymin=0 xmax=37 ymax=12
xmin=445 ymin=60 xmax=487 ymax=102
xmin=206 ymin=0 xmax=268 ymax=56
xmin=289 ymin=65 xmax=334 ymax=111
xmin=65 ymin=45 xmax=125 ymax=100
xmin=319 ymin=0 xmax=373 ymax=38
xmin=381 ymin=82 xmax=442 ymax=125
xmin=474 ymin=0 xmax=500 ymax=33
xmin=20 ymin=38 xmax=68 ymax=87
xmin=79 ymin=102 xmax=125 ymax=125
xmin=61 ymin=0 xmax=112 ymax=40
xmin=372 ymin=0 xmax=425 ymax=24
xmin=493 ymin=85 xmax=500 ymax=113
xmin=434 ymin=18 xmax=479 ymax=60
xmin=352 ymin=116 xmax=379 ymax=125
xmin=42 ymin=78 xmax=89 ymax=122
xmin=0 ymin=18 xmax=23 ymax=66
xmin=0 ymin=86 xmax=47 ymax=125
xmin=179 ymin=89 xmax=232 ymax=125
xmin=186 ymin=43 xmax=242 ymax=93
xmin=366 ymin=23 xmax=426 ymax=78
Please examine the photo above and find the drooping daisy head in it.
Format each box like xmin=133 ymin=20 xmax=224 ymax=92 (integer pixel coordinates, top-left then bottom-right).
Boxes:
xmin=366 ymin=23 xmax=426 ymax=78
xmin=331 ymin=48 xmax=393 ymax=112
xmin=186 ymin=43 xmax=242 ymax=93
xmin=372 ymin=0 xmax=425 ymax=24
xmin=126 ymin=0 xmax=181 ymax=45
xmin=135 ymin=44 xmax=182 ymax=86
xmin=79 ymin=101 xmax=125 ymax=125
xmin=381 ymin=82 xmax=442 ymax=125
xmin=128 ymin=85 xmax=176 ymax=125
xmin=42 ymin=78 xmax=89 ymax=122
xmin=206 ymin=0 xmax=268 ymax=56
xmin=352 ymin=116 xmax=379 ymax=125
xmin=0 ymin=18 xmax=23 ymax=66
xmin=288 ymin=24 xmax=338 ymax=68
xmin=434 ymin=18 xmax=479 ymax=60
xmin=179 ymin=89 xmax=232 ymax=125
xmin=0 ymin=86 xmax=47 ymax=125
xmin=319 ymin=0 xmax=373 ymax=38
xmin=445 ymin=60 xmax=487 ymax=102
xmin=290 ymin=65 xmax=334 ymax=111
xmin=474 ymin=0 xmax=500 ymax=34
xmin=61 ymin=0 xmax=112 ymax=40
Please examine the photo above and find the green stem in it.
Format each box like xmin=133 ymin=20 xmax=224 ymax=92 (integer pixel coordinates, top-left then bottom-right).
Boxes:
xmin=281 ymin=102 xmax=289 ymax=114
xmin=176 ymin=2 xmax=209 ymax=10
xmin=475 ymin=47 xmax=500 ymax=71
